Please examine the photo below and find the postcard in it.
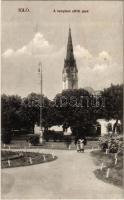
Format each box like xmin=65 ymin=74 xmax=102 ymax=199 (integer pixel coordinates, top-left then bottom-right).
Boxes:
xmin=1 ymin=1 xmax=123 ymax=199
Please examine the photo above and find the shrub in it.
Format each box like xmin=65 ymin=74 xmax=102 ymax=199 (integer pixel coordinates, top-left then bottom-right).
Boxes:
xmin=27 ymin=134 xmax=40 ymax=146
xmin=2 ymin=131 xmax=12 ymax=144
xmin=44 ymin=130 xmax=64 ymax=142
xmin=44 ymin=134 xmax=49 ymax=142
xmin=98 ymin=135 xmax=108 ymax=152
xmin=98 ymin=135 xmax=123 ymax=154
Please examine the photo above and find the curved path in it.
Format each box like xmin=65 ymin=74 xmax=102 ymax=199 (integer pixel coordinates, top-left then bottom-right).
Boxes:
xmin=2 ymin=149 xmax=123 ymax=199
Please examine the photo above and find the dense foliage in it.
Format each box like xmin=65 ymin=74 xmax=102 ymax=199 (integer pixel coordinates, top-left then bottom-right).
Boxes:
xmin=98 ymin=135 xmax=123 ymax=154
xmin=53 ymin=88 xmax=103 ymax=135
xmin=44 ymin=130 xmax=64 ymax=142
xmin=1 ymin=130 xmax=12 ymax=144
xmin=27 ymin=134 xmax=40 ymax=146
xmin=1 ymin=93 xmax=51 ymax=131
xmin=101 ymin=84 xmax=123 ymax=122
xmin=1 ymin=84 xmax=123 ymax=138
xmin=1 ymin=94 xmax=22 ymax=130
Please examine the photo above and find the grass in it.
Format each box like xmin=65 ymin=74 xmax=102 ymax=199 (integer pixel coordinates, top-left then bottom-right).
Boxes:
xmin=1 ymin=140 xmax=98 ymax=150
xmin=1 ymin=150 xmax=57 ymax=169
xmin=1 ymin=151 xmax=23 ymax=161
xmin=2 ymin=150 xmax=18 ymax=159
xmin=91 ymin=150 xmax=123 ymax=188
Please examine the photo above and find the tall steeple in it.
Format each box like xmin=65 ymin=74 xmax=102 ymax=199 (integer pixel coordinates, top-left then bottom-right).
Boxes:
xmin=66 ymin=27 xmax=74 ymax=61
xmin=62 ymin=27 xmax=78 ymax=90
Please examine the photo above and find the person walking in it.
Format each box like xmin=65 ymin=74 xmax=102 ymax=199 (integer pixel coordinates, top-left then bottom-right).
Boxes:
xmin=75 ymin=136 xmax=87 ymax=152
xmin=76 ymin=139 xmax=81 ymax=152
xmin=79 ymin=138 xmax=85 ymax=152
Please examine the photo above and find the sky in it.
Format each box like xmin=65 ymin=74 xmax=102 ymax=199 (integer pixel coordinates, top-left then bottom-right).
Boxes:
xmin=1 ymin=1 xmax=123 ymax=99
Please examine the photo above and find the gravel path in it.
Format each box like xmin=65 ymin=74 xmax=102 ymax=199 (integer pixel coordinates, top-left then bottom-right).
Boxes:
xmin=2 ymin=149 xmax=123 ymax=199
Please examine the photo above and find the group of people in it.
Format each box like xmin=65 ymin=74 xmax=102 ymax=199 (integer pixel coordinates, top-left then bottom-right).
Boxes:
xmin=75 ymin=137 xmax=87 ymax=152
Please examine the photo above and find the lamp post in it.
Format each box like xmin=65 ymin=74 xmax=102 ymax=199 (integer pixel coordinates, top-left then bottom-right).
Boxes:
xmin=38 ymin=62 xmax=44 ymax=144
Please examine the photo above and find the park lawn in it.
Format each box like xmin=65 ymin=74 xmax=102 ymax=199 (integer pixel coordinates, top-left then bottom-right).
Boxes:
xmin=91 ymin=150 xmax=123 ymax=188
xmin=2 ymin=150 xmax=17 ymax=159
xmin=1 ymin=150 xmax=57 ymax=169
xmin=1 ymin=139 xmax=98 ymax=150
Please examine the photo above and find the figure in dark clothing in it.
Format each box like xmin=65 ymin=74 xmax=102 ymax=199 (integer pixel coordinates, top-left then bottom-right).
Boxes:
xmin=75 ymin=136 xmax=87 ymax=152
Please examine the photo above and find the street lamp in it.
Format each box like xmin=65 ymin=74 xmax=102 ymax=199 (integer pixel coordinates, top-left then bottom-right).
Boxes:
xmin=38 ymin=62 xmax=44 ymax=144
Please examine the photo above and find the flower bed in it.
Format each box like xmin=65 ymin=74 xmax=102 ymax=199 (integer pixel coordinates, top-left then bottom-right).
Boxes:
xmin=1 ymin=151 xmax=23 ymax=161
xmin=1 ymin=150 xmax=57 ymax=169
xmin=98 ymin=135 xmax=123 ymax=154
xmin=91 ymin=134 xmax=123 ymax=188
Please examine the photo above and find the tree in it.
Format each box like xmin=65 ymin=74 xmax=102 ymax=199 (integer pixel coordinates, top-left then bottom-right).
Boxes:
xmin=20 ymin=93 xmax=51 ymax=130
xmin=1 ymin=93 xmax=52 ymax=131
xmin=53 ymin=89 xmax=100 ymax=136
xmin=42 ymin=105 xmax=64 ymax=129
xmin=1 ymin=94 xmax=22 ymax=130
xmin=1 ymin=94 xmax=22 ymax=143
xmin=20 ymin=93 xmax=40 ymax=130
xmin=101 ymin=84 xmax=123 ymax=123
xmin=101 ymin=84 xmax=123 ymax=134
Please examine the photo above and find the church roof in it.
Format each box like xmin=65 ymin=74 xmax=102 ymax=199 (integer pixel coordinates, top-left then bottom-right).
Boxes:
xmin=64 ymin=27 xmax=78 ymax=73
xmin=66 ymin=27 xmax=74 ymax=61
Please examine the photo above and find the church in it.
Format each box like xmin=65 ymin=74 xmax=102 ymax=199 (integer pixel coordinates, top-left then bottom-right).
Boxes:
xmin=62 ymin=27 xmax=78 ymax=90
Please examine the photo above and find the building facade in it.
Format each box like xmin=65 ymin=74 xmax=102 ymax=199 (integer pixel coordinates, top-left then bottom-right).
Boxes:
xmin=62 ymin=28 xmax=78 ymax=90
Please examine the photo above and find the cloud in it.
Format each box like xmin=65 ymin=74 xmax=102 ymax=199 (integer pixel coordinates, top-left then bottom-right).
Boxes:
xmin=29 ymin=32 xmax=53 ymax=55
xmin=91 ymin=51 xmax=111 ymax=71
xmin=74 ymin=45 xmax=92 ymax=60
xmin=2 ymin=32 xmax=53 ymax=58
xmin=16 ymin=46 xmax=28 ymax=55
xmin=98 ymin=51 xmax=111 ymax=62
xmin=93 ymin=63 xmax=108 ymax=71
xmin=78 ymin=61 xmax=122 ymax=92
xmin=74 ymin=45 xmax=112 ymax=72
xmin=2 ymin=49 xmax=14 ymax=58
xmin=32 ymin=32 xmax=49 ymax=49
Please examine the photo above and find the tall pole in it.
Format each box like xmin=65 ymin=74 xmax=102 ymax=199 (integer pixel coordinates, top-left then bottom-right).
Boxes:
xmin=38 ymin=62 xmax=43 ymax=131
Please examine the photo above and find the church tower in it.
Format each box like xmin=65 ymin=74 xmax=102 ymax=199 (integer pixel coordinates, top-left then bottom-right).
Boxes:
xmin=62 ymin=27 xmax=78 ymax=90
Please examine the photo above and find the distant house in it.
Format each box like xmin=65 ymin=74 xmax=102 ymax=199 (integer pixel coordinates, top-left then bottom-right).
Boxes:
xmin=49 ymin=125 xmax=63 ymax=132
xmin=97 ymin=119 xmax=121 ymax=136
xmin=49 ymin=125 xmax=72 ymax=135
xmin=63 ymin=127 xmax=72 ymax=136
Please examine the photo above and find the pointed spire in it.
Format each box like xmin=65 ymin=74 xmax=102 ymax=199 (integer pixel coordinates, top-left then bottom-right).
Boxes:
xmin=66 ymin=27 xmax=74 ymax=61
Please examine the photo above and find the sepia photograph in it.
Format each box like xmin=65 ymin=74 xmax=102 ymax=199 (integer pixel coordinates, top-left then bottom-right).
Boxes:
xmin=1 ymin=0 xmax=123 ymax=199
